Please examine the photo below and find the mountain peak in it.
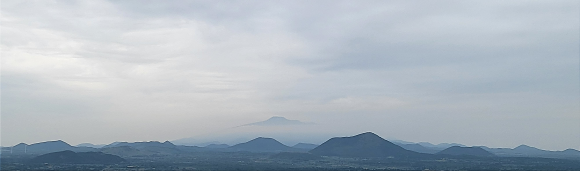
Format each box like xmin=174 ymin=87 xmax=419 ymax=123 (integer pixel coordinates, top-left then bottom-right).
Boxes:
xmin=310 ymin=132 xmax=421 ymax=158
xmin=238 ymin=116 xmax=313 ymax=127
xmin=14 ymin=143 xmax=28 ymax=147
xmin=229 ymin=137 xmax=296 ymax=152
xmin=41 ymin=140 xmax=66 ymax=144
xmin=350 ymin=132 xmax=387 ymax=143
xmin=355 ymin=132 xmax=381 ymax=138
xmin=515 ymin=144 xmax=538 ymax=150
xmin=250 ymin=137 xmax=277 ymax=142
xmin=267 ymin=116 xmax=287 ymax=121
xmin=31 ymin=140 xmax=73 ymax=147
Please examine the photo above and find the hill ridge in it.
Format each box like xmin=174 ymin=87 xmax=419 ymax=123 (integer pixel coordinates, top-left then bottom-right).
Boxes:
xmin=310 ymin=132 xmax=424 ymax=158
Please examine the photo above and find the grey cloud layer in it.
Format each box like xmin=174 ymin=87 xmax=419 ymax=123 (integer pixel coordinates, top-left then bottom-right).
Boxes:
xmin=1 ymin=0 xmax=578 ymax=150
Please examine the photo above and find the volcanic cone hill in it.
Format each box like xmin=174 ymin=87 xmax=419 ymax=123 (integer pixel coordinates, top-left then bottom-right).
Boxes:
xmin=310 ymin=132 xmax=426 ymax=158
xmin=228 ymin=137 xmax=298 ymax=152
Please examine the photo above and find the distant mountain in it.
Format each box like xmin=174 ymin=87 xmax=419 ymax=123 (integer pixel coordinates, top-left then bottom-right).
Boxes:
xmin=103 ymin=141 xmax=176 ymax=149
xmin=4 ymin=140 xmax=97 ymax=154
xmin=205 ymin=144 xmax=230 ymax=149
xmin=513 ymin=144 xmax=545 ymax=154
xmin=480 ymin=145 xmax=580 ymax=160
xmin=390 ymin=140 xmax=462 ymax=154
xmin=238 ymin=116 xmax=314 ymax=127
xmin=418 ymin=142 xmax=465 ymax=150
xmin=228 ymin=137 xmax=298 ymax=152
xmin=292 ymin=143 xmax=319 ymax=150
xmin=100 ymin=141 xmax=180 ymax=156
xmin=29 ymin=150 xmax=125 ymax=164
xmin=310 ymin=132 xmax=425 ymax=158
xmin=437 ymin=146 xmax=495 ymax=157
xmin=394 ymin=143 xmax=440 ymax=154
xmin=563 ymin=149 xmax=580 ymax=154
xmin=27 ymin=140 xmax=74 ymax=152
xmin=77 ymin=143 xmax=106 ymax=148
xmin=172 ymin=116 xmax=331 ymax=147
xmin=5 ymin=143 xmax=28 ymax=153
xmin=388 ymin=139 xmax=415 ymax=145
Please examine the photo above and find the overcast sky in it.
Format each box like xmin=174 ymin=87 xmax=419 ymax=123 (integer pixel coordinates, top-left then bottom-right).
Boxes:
xmin=1 ymin=0 xmax=579 ymax=150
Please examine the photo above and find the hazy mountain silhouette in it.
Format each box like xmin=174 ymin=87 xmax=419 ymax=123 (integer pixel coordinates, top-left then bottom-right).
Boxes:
xmin=103 ymin=141 xmax=176 ymax=149
xmin=27 ymin=140 xmax=74 ymax=152
xmin=437 ymin=146 xmax=495 ymax=157
xmin=172 ymin=116 xmax=330 ymax=147
xmin=480 ymin=145 xmax=580 ymax=159
xmin=394 ymin=143 xmax=440 ymax=154
xmin=228 ymin=137 xmax=298 ymax=152
xmin=99 ymin=141 xmax=181 ymax=156
xmin=29 ymin=150 xmax=125 ymax=164
xmin=238 ymin=116 xmax=313 ymax=127
xmin=310 ymin=132 xmax=424 ymax=158
xmin=513 ymin=144 xmax=545 ymax=154
xmin=4 ymin=140 xmax=97 ymax=154
xmin=418 ymin=142 xmax=465 ymax=150
xmin=388 ymin=139 xmax=415 ymax=144
xmin=8 ymin=139 xmax=578 ymax=161
xmin=391 ymin=140 xmax=465 ymax=153
xmin=292 ymin=143 xmax=318 ymax=150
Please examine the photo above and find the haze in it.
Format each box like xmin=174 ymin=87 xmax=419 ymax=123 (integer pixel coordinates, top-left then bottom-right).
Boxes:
xmin=1 ymin=0 xmax=579 ymax=151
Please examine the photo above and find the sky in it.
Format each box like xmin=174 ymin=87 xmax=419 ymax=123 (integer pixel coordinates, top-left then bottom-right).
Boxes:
xmin=1 ymin=0 xmax=579 ymax=151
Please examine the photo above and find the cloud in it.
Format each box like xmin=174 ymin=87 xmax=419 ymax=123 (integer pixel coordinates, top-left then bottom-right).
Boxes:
xmin=1 ymin=0 xmax=578 ymax=151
